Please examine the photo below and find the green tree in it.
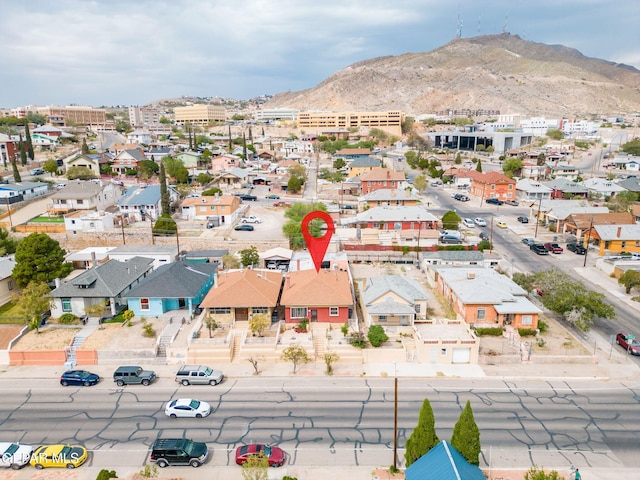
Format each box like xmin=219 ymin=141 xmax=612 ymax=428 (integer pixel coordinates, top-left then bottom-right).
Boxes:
xmin=282 ymin=202 xmax=327 ymax=249
xmin=43 ymin=159 xmax=59 ymax=174
xmin=333 ymin=158 xmax=346 ymax=169
xmin=405 ymin=150 xmax=419 ymax=169
xmin=24 ymin=122 xmax=34 ymax=160
xmin=19 ymin=134 xmax=27 ymax=166
xmin=502 ymin=158 xmax=523 ymax=178
xmin=0 ymin=227 xmax=17 ymax=255
xmin=249 ymin=313 xmax=271 ymax=337
xmin=96 ymin=469 xmax=118 ymax=480
xmin=404 ymin=398 xmax=439 ymax=466
xmin=239 ymin=246 xmax=259 ymax=267
xmin=196 ymin=173 xmax=212 ymax=185
xmin=367 ymin=325 xmax=388 ymax=347
xmin=13 ymin=233 xmax=72 ymax=288
xmin=401 ymin=116 xmax=415 ymax=134
xmin=537 ymin=152 xmax=547 ymax=166
xmin=618 ymin=270 xmax=640 ymax=294
xmin=240 ymin=453 xmax=270 ymax=480
xmin=159 ymin=161 xmax=170 ymax=216
xmin=114 ymin=119 xmax=131 ymax=133
xmin=524 ymin=466 xmax=565 ymax=480
xmin=454 ymin=152 xmax=462 ymax=164
xmin=138 ymin=160 xmax=159 ymax=180
xmin=441 ymin=211 xmax=461 ymax=230
xmin=153 ymin=215 xmax=177 ymax=237
xmin=281 ymin=344 xmax=310 ymax=373
xmin=81 ymin=138 xmax=90 ymax=154
xmin=66 ymin=166 xmax=98 ymax=180
xmin=621 ymin=138 xmax=640 ymax=156
xmin=222 ymin=253 xmax=240 ymax=269
xmin=413 ymin=174 xmax=427 ymax=192
xmin=369 ymin=128 xmax=388 ymax=144
xmin=174 ymin=167 xmax=190 ymax=184
xmin=11 ymin=158 xmax=21 ymax=182
xmin=289 ymin=164 xmax=306 ymax=179
xmin=546 ymin=129 xmax=564 ymax=140
xmin=202 ymin=187 xmax=222 ymax=196
xmin=475 ymin=160 xmax=483 ymax=172
xmin=450 ymin=400 xmax=481 ymax=466
xmin=162 ymin=156 xmax=184 ymax=178
xmin=17 ymin=281 xmax=53 ymax=334
xmin=287 ymin=176 xmax=302 ymax=193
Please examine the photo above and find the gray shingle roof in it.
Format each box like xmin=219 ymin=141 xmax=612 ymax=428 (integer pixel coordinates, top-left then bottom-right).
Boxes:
xmin=350 ymin=206 xmax=438 ymax=223
xmin=124 ymin=261 xmax=217 ymax=299
xmin=50 ymin=181 xmax=103 ymax=199
xmin=349 ymin=157 xmax=381 ymax=168
xmin=362 ymin=275 xmax=427 ymax=306
xmin=50 ymin=257 xmax=154 ymax=299
xmin=421 ymin=251 xmax=484 ymax=262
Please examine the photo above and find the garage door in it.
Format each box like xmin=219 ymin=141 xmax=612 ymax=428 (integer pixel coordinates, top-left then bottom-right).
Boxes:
xmin=452 ymin=348 xmax=470 ymax=364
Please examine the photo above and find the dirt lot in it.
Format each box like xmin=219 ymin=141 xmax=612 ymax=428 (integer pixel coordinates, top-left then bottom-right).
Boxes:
xmin=11 ymin=326 xmax=81 ymax=350
xmin=80 ymin=317 xmax=169 ymax=350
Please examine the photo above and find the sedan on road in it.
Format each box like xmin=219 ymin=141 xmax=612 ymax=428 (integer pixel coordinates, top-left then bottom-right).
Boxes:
xmin=235 ymin=444 xmax=286 ymax=467
xmin=60 ymin=370 xmax=100 ymax=387
xmin=485 ymin=198 xmax=504 ymax=205
xmin=517 ymin=216 xmax=529 ymax=223
xmin=165 ymin=398 xmax=212 ymax=418
xmin=496 ymin=221 xmax=507 ymax=229
xmin=234 ymin=225 xmax=254 ymax=231
xmin=567 ymin=243 xmax=587 ymax=255
xmin=30 ymin=445 xmax=88 ymax=469
xmin=530 ymin=244 xmax=550 ymax=255
xmin=522 ymin=238 xmax=535 ymax=246
xmin=615 ymin=333 xmax=640 ymax=355
xmin=265 ymin=194 xmax=280 ymax=199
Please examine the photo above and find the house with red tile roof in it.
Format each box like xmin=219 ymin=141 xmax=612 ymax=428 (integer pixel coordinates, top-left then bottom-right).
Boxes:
xmin=359 ymin=168 xmax=406 ymax=194
xmin=180 ymin=195 xmax=241 ymax=222
xmin=280 ymin=269 xmax=353 ymax=324
xmin=468 ymin=171 xmax=516 ymax=202
xmin=199 ymin=269 xmax=283 ymax=325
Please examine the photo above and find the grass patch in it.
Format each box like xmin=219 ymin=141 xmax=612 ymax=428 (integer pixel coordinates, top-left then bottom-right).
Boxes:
xmin=31 ymin=216 xmax=64 ymax=223
xmin=0 ymin=301 xmax=26 ymax=324
xmin=432 ymin=290 xmax=457 ymax=320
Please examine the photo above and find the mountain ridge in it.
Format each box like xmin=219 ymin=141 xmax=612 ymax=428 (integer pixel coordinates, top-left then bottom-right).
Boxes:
xmin=265 ymin=33 xmax=640 ymax=117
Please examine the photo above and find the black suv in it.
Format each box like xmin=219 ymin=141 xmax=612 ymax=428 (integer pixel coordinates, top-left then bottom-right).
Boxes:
xmin=149 ymin=438 xmax=209 ymax=468
xmin=567 ymin=242 xmax=587 ymax=255
xmin=113 ymin=365 xmax=156 ymax=386
xmin=240 ymin=194 xmax=257 ymax=201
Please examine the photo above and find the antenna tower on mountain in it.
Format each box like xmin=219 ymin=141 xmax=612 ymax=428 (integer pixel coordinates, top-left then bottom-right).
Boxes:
xmin=477 ymin=15 xmax=481 ymax=35
xmin=456 ymin=13 xmax=462 ymax=38
xmin=502 ymin=13 xmax=508 ymax=33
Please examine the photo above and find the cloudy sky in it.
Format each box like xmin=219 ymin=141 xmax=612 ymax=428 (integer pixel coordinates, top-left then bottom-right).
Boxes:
xmin=1 ymin=0 xmax=638 ymax=108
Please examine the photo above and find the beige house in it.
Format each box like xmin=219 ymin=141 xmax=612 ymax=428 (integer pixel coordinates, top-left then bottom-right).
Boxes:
xmin=359 ymin=275 xmax=428 ymax=327
xmin=49 ymin=181 xmax=122 ymax=215
xmin=180 ymin=195 xmax=241 ymax=222
xmin=0 ymin=256 xmax=17 ymax=307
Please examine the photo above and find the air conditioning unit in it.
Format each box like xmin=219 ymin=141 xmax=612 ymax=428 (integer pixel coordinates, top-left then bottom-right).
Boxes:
xmin=466 ymin=271 xmax=476 ymax=279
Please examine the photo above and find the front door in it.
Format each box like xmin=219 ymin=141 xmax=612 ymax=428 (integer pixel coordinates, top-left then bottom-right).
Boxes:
xmin=178 ymin=298 xmax=186 ymax=308
xmin=310 ymin=309 xmax=318 ymax=322
xmin=236 ymin=308 xmax=249 ymax=321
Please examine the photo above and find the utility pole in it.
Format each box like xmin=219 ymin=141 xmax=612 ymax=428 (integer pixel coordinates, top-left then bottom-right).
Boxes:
xmin=583 ymin=217 xmax=593 ymax=267
xmin=533 ymin=197 xmax=542 ymax=238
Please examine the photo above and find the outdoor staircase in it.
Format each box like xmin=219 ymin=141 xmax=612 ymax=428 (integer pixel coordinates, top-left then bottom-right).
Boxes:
xmin=230 ymin=330 xmax=245 ymax=362
xmin=64 ymin=335 xmax=86 ymax=370
xmin=155 ymin=317 xmax=184 ymax=363
xmin=403 ymin=338 xmax=418 ymax=362
xmin=312 ymin=325 xmax=328 ymax=360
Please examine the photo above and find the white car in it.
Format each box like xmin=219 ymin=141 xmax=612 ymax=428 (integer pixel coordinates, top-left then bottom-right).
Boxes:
xmin=462 ymin=218 xmax=475 ymax=228
xmin=165 ymin=398 xmax=211 ymax=418
xmin=0 ymin=442 xmax=34 ymax=469
xmin=474 ymin=218 xmax=487 ymax=227
xmin=241 ymin=216 xmax=262 ymax=224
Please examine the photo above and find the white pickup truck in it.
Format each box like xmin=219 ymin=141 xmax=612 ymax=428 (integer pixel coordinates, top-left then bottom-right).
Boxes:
xmin=241 ymin=215 xmax=262 ymax=224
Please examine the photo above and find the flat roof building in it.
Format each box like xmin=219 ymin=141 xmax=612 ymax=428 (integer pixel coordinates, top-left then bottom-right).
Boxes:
xmin=174 ymin=105 xmax=226 ymax=126
xmin=297 ymin=110 xmax=403 ymax=137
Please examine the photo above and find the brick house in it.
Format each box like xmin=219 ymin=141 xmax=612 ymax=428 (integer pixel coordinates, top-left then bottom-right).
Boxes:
xmin=359 ymin=168 xmax=407 ymax=195
xmin=347 ymin=206 xmax=439 ymax=231
xmin=468 ymin=171 xmax=516 ymax=201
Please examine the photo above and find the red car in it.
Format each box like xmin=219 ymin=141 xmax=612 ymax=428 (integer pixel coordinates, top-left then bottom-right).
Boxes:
xmin=616 ymin=333 xmax=640 ymax=355
xmin=235 ymin=444 xmax=286 ymax=467
xmin=544 ymin=242 xmax=564 ymax=254
xmin=273 ymin=201 xmax=291 ymax=207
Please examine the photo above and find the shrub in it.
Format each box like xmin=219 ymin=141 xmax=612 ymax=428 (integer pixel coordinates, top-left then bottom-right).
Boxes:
xmin=341 ymin=322 xmax=349 ymax=336
xmin=142 ymin=319 xmax=156 ymax=338
xmin=518 ymin=328 xmax=538 ymax=336
xmin=367 ymin=325 xmax=389 ymax=347
xmin=348 ymin=331 xmax=366 ymax=348
xmin=474 ymin=327 xmax=503 ymax=336
xmin=59 ymin=313 xmax=77 ymax=325
xmin=96 ymin=470 xmax=117 ymax=480
xmin=123 ymin=310 xmax=134 ymax=321
xmin=537 ymin=319 xmax=549 ymax=333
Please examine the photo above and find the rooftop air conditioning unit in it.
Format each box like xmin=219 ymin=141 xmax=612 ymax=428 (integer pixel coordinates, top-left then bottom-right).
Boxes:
xmin=466 ymin=271 xmax=476 ymax=279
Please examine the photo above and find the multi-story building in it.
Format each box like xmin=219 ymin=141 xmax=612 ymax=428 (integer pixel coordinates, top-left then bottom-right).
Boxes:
xmin=254 ymin=108 xmax=299 ymax=122
xmin=128 ymin=105 xmax=161 ymax=127
xmin=174 ymin=105 xmax=226 ymax=126
xmin=37 ymin=106 xmax=106 ymax=127
xmin=297 ymin=110 xmax=403 ymax=137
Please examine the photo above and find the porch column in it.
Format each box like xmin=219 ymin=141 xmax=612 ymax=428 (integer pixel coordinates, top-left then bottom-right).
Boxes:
xmin=109 ymin=298 xmax=116 ymax=316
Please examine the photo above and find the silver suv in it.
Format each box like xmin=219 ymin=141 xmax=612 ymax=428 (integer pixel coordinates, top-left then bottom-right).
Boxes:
xmin=175 ymin=365 xmax=224 ymax=386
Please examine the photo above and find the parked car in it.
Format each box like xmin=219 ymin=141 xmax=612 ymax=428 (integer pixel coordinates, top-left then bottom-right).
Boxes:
xmin=234 ymin=224 xmax=254 ymax=231
xmin=496 ymin=221 xmax=507 ymax=229
xmin=241 ymin=216 xmax=262 ymax=224
xmin=342 ymin=204 xmax=356 ymax=210
xmin=505 ymin=200 xmax=519 ymax=206
xmin=149 ymin=438 xmax=208 ymax=468
xmin=30 ymin=168 xmax=45 ymax=176
xmin=165 ymin=398 xmax=212 ymax=418
xmin=544 ymin=242 xmax=564 ymax=254
xmin=567 ymin=243 xmax=587 ymax=255
xmin=517 ymin=216 xmax=529 ymax=223
xmin=274 ymin=201 xmax=291 ymax=207
xmin=112 ymin=179 xmax=124 ymax=186
xmin=239 ymin=194 xmax=257 ymax=201
xmin=522 ymin=238 xmax=535 ymax=246
xmin=530 ymin=243 xmax=550 ymax=255
xmin=485 ymin=198 xmax=504 ymax=205
xmin=60 ymin=370 xmax=100 ymax=387
xmin=430 ymin=180 xmax=442 ymax=187
xmin=30 ymin=445 xmax=88 ymax=469
xmin=474 ymin=218 xmax=487 ymax=227
xmin=479 ymin=232 xmax=490 ymax=241
xmin=265 ymin=194 xmax=280 ymax=199
xmin=462 ymin=218 xmax=475 ymax=228
xmin=439 ymin=235 xmax=462 ymax=245
xmin=615 ymin=333 xmax=640 ymax=355
xmin=175 ymin=365 xmax=224 ymax=386
xmin=0 ymin=442 xmax=33 ymax=469
xmin=457 ymin=195 xmax=470 ymax=202
xmin=235 ymin=444 xmax=286 ymax=467
xmin=113 ymin=365 xmax=156 ymax=386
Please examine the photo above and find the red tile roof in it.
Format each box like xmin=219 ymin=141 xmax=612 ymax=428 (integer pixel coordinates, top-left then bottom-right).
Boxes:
xmin=280 ymin=269 xmax=353 ymax=307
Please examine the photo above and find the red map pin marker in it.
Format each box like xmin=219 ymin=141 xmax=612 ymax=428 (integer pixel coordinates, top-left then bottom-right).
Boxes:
xmin=301 ymin=210 xmax=335 ymax=273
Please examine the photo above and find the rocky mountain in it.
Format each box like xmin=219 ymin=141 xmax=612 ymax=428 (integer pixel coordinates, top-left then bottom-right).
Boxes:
xmin=266 ymin=33 xmax=640 ymax=117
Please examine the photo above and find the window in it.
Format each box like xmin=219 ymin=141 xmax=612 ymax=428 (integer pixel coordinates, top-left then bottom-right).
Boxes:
xmin=252 ymin=307 xmax=268 ymax=314
xmin=522 ymin=315 xmax=533 ymax=325
xmin=77 ymin=199 xmax=83 ymax=205
xmin=378 ymin=315 xmax=387 ymax=322
xmin=210 ymin=307 xmax=231 ymax=314
xmin=476 ymin=308 xmax=486 ymax=321
xmin=621 ymin=241 xmax=627 ymax=248
xmin=291 ymin=307 xmax=308 ymax=318
xmin=491 ymin=185 xmax=495 ymax=190
xmin=414 ymin=304 xmax=420 ymax=313
xmin=8 ymin=280 xmax=13 ymax=290
xmin=62 ymin=298 xmax=72 ymax=312
xmin=441 ymin=348 xmax=447 ymax=356
xmin=140 ymin=298 xmax=150 ymax=311
xmin=329 ymin=307 xmax=339 ymax=316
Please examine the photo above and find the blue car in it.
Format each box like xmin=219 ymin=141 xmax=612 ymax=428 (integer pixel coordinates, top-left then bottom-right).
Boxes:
xmin=60 ymin=370 xmax=100 ymax=387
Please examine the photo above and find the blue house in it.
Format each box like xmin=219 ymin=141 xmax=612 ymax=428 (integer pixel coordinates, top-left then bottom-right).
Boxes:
xmin=405 ymin=441 xmax=485 ymax=480
xmin=123 ymin=261 xmax=217 ymax=317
